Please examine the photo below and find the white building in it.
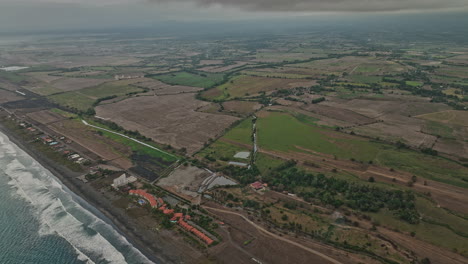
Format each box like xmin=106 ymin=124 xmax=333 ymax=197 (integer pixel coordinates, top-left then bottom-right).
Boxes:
xmin=111 ymin=173 xmax=137 ymax=189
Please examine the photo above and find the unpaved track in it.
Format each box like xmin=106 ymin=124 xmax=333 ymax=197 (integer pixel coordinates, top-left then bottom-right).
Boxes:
xmin=204 ymin=206 xmax=343 ymax=264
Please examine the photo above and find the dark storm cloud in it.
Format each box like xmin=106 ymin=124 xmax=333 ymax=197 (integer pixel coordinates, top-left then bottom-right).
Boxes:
xmin=148 ymin=0 xmax=468 ymax=12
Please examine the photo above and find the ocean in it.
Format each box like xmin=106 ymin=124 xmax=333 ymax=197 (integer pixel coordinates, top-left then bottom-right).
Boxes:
xmin=0 ymin=131 xmax=153 ymax=264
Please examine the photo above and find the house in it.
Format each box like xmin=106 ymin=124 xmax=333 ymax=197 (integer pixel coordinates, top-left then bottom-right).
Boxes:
xmin=250 ymin=181 xmax=265 ymax=190
xmin=111 ymin=173 xmax=137 ymax=189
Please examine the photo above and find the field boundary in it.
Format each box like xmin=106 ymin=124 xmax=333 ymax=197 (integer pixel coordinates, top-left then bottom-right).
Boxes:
xmin=81 ymin=119 xmax=179 ymax=160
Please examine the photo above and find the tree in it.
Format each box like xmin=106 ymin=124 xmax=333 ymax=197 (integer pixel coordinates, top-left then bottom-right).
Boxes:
xmin=281 ymin=214 xmax=289 ymax=221
xmin=368 ymin=177 xmax=375 ymax=183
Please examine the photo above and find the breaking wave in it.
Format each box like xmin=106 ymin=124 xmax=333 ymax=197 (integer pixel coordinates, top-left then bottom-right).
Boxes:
xmin=0 ymin=132 xmax=152 ymax=264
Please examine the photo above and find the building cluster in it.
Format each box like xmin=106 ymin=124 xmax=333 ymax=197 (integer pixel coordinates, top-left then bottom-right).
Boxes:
xmin=129 ymin=189 xmax=214 ymax=245
xmin=19 ymin=121 xmax=88 ymax=164
xmin=112 ymin=173 xmax=137 ymax=189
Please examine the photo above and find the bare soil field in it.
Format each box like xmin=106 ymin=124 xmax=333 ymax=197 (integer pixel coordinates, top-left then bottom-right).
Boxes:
xmin=26 ymin=109 xmax=65 ymax=125
xmin=95 ymin=94 xmax=240 ymax=154
xmin=222 ymin=100 xmax=262 ymax=115
xmin=286 ymin=56 xmax=409 ymax=76
xmin=0 ymin=89 xmax=23 ymax=103
xmin=323 ymin=98 xmax=450 ymax=118
xmin=49 ymin=56 xmax=141 ymax=68
xmin=416 ymin=110 xmax=468 ymax=127
xmin=48 ymin=119 xmax=133 ymax=169
xmin=348 ymin=114 xmax=438 ymax=148
xmin=135 ymin=79 xmax=202 ymax=95
xmin=157 ymin=165 xmax=210 ymax=202
xmin=50 ymin=78 xmax=111 ymax=92
xmin=198 ymin=60 xmax=224 ymax=65
xmin=433 ymin=138 xmax=468 ymax=159
xmin=24 ymin=71 xmax=63 ymax=83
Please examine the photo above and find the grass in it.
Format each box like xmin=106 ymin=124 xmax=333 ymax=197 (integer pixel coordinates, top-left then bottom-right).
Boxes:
xmin=85 ymin=119 xmax=178 ymax=162
xmin=375 ymin=149 xmax=468 ymax=188
xmin=223 ymin=118 xmax=253 ymax=145
xmin=80 ymin=80 xmax=144 ymax=98
xmin=256 ymin=112 xmax=381 ymax=161
xmin=241 ymin=70 xmax=308 ymax=79
xmin=33 ymin=86 xmax=63 ymax=96
xmin=48 ymin=92 xmax=95 ymax=111
xmin=50 ymin=108 xmax=77 ymax=118
xmin=152 ymin=71 xmax=224 ymax=89
xmin=423 ymin=120 xmax=455 ymax=139
xmin=256 ymin=112 xmax=468 ymax=188
xmin=205 ymin=75 xmax=307 ymax=100
xmin=405 ymin=81 xmax=423 ymax=87
xmin=369 ymin=199 xmax=468 ymax=257
xmin=0 ymin=71 xmax=27 ymax=82
xmin=198 ymin=141 xmax=248 ymax=163
xmin=348 ymin=75 xmax=382 ymax=84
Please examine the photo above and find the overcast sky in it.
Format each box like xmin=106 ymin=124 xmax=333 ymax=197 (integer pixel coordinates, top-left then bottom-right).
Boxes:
xmin=0 ymin=0 xmax=467 ymax=32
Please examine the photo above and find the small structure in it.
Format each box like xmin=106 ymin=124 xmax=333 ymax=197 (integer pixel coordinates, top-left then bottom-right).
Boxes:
xmin=250 ymin=181 xmax=266 ymax=191
xmin=112 ymin=173 xmax=137 ymax=189
xmin=234 ymin=151 xmax=250 ymax=159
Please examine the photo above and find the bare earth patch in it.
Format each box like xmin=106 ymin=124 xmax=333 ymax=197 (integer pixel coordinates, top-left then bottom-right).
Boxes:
xmin=96 ymin=94 xmax=240 ymax=154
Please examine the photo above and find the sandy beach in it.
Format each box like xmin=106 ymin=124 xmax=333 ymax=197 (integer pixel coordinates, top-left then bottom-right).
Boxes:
xmin=0 ymin=121 xmax=192 ymax=264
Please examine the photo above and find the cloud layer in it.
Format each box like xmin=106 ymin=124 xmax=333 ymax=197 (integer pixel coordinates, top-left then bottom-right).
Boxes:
xmin=148 ymin=0 xmax=468 ymax=12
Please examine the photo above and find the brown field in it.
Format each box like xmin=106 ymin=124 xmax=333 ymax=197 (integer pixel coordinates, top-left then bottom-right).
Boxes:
xmin=50 ymin=78 xmax=111 ymax=92
xmin=416 ymin=110 xmax=468 ymax=127
xmin=323 ymin=97 xmax=450 ymax=118
xmin=0 ymin=90 xmax=23 ymax=103
xmin=26 ymin=109 xmax=65 ymax=125
xmin=48 ymin=119 xmax=133 ymax=169
xmin=24 ymin=71 xmax=63 ymax=83
xmin=222 ymin=101 xmax=262 ymax=115
xmin=135 ymin=79 xmax=202 ymax=95
xmin=198 ymin=60 xmax=224 ymax=65
xmin=302 ymin=103 xmax=375 ymax=125
xmin=285 ymin=56 xmax=409 ymax=76
xmin=95 ymin=93 xmax=240 ymax=154
xmin=157 ymin=165 xmax=210 ymax=202
xmin=433 ymin=138 xmax=468 ymax=159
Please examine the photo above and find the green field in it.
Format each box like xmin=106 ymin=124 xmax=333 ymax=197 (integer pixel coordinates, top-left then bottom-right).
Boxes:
xmin=241 ymin=70 xmax=308 ymax=79
xmin=48 ymin=92 xmax=95 ymax=111
xmin=223 ymin=118 xmax=253 ymax=145
xmin=369 ymin=197 xmax=468 ymax=257
xmin=423 ymin=120 xmax=455 ymax=139
xmin=80 ymin=80 xmax=144 ymax=98
xmin=256 ymin=112 xmax=468 ymax=188
xmin=204 ymin=75 xmax=307 ymax=100
xmin=405 ymin=81 xmax=423 ymax=87
xmin=257 ymin=112 xmax=381 ymax=161
xmin=0 ymin=71 xmax=27 ymax=82
xmin=152 ymin=71 xmax=224 ymax=88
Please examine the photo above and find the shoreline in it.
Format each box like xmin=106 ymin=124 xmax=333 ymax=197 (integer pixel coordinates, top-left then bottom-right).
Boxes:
xmin=0 ymin=122 xmax=167 ymax=264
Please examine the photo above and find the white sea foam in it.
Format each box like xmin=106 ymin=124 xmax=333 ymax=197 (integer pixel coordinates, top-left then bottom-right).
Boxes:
xmin=0 ymin=132 xmax=153 ymax=264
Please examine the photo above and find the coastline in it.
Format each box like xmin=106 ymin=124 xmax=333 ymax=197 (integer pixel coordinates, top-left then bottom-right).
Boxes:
xmin=0 ymin=122 xmax=168 ymax=264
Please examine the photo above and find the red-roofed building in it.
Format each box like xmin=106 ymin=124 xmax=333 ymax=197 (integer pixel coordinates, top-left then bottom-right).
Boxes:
xmin=250 ymin=181 xmax=265 ymax=190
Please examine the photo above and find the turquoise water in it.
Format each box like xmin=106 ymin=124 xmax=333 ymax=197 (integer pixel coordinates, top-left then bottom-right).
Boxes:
xmin=0 ymin=131 xmax=153 ymax=264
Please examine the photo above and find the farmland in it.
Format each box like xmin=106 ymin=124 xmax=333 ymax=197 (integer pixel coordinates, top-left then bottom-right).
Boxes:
xmin=202 ymin=75 xmax=315 ymax=100
xmin=1 ymin=26 xmax=468 ymax=264
xmin=151 ymin=71 xmax=224 ymax=88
